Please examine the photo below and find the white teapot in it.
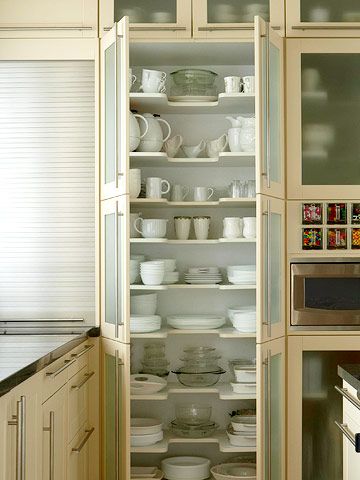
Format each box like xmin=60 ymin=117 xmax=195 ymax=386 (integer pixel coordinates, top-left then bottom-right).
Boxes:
xmin=130 ymin=111 xmax=149 ymax=152
xmin=137 ymin=113 xmax=171 ymax=152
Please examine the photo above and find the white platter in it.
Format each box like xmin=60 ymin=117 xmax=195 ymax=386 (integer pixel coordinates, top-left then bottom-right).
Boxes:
xmin=167 ymin=315 xmax=226 ymax=330
xmin=168 ymin=95 xmax=218 ymax=102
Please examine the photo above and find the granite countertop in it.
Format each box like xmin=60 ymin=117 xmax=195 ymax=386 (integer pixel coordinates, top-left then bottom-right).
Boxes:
xmin=0 ymin=325 xmax=99 ymax=397
xmin=338 ymin=364 xmax=360 ymax=393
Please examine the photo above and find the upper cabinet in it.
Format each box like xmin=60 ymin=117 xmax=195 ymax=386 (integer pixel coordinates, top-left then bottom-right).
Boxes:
xmin=0 ymin=0 xmax=97 ymax=37
xmin=287 ymin=39 xmax=360 ymax=199
xmin=287 ymin=0 xmax=360 ymax=37
xmin=100 ymin=0 xmax=192 ymax=38
xmin=193 ymin=0 xmax=285 ymax=38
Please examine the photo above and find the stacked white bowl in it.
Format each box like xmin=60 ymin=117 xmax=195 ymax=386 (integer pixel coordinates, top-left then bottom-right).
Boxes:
xmin=140 ymin=261 xmax=165 ymax=286
xmin=130 ymin=418 xmax=163 ymax=447
xmin=227 ymin=265 xmax=256 ymax=285
xmin=130 ymin=314 xmax=162 ymax=333
xmin=153 ymin=258 xmax=179 ymax=284
xmin=130 ymin=293 xmax=158 ymax=315
xmin=130 ymin=259 xmax=140 ymax=284
xmin=228 ymin=305 xmax=256 ymax=333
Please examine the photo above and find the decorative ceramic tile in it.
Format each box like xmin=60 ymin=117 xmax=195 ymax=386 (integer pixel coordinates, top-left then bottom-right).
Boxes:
xmin=351 ymin=228 xmax=360 ymax=249
xmin=302 ymin=203 xmax=322 ymax=225
xmin=327 ymin=228 xmax=347 ymax=250
xmin=302 ymin=228 xmax=323 ymax=250
xmin=351 ymin=203 xmax=360 ymax=224
xmin=327 ymin=203 xmax=347 ymax=224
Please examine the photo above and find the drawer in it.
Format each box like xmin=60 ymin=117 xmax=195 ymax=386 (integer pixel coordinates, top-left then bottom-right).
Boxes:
xmin=67 ymin=341 xmax=95 ymax=379
xmin=341 ymin=382 xmax=360 ymax=427
xmin=42 ymin=355 xmax=72 ymax=402
xmin=68 ymin=422 xmax=96 ymax=480
xmin=68 ymin=365 xmax=95 ymax=442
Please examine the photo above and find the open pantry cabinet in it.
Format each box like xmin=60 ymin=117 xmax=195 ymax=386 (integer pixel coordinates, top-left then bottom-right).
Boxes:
xmin=100 ymin=16 xmax=285 ymax=480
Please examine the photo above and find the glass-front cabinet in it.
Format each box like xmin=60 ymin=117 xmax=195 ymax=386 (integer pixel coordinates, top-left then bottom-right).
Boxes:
xmin=257 ymin=196 xmax=285 ymax=342
xmin=287 ymin=0 xmax=360 ymax=37
xmin=101 ymin=196 xmax=130 ymax=343
xmin=100 ymin=0 xmax=192 ymax=38
xmin=102 ymin=338 xmax=130 ymax=480
xmin=193 ymin=0 xmax=284 ymax=38
xmin=287 ymin=39 xmax=360 ymax=199
xmin=257 ymin=338 xmax=286 ymax=480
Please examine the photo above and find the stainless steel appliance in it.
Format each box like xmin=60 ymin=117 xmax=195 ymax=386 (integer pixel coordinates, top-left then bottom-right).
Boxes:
xmin=291 ymin=259 xmax=360 ymax=330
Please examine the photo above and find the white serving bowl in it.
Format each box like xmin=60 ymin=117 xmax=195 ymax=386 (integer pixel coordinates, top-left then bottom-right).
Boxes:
xmin=231 ymin=314 xmax=256 ymax=333
xmin=226 ymin=428 xmax=256 ymax=447
xmin=234 ymin=366 xmax=256 ymax=383
xmin=211 ymin=463 xmax=256 ymax=480
xmin=231 ymin=415 xmax=256 ymax=433
xmin=130 ymin=418 xmax=162 ymax=435
xmin=140 ymin=272 xmax=165 ymax=286
xmin=130 ymin=294 xmax=158 ymax=315
xmin=228 ymin=306 xmax=255 ymax=322
xmin=231 ymin=382 xmax=256 ymax=394
xmin=131 ymin=254 xmax=146 ymax=262
xmin=162 ymin=271 xmax=180 ymax=284
xmin=161 ymin=456 xmax=210 ymax=480
xmin=130 ymin=430 xmax=163 ymax=447
xmin=130 ymin=374 xmax=167 ymax=395
xmin=153 ymin=258 xmax=176 ymax=272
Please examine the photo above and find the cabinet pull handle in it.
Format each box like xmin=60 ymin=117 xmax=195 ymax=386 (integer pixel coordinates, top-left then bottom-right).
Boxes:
xmin=43 ymin=411 xmax=55 ymax=480
xmin=335 ymin=421 xmax=360 ymax=452
xmin=72 ymin=427 xmax=95 ymax=453
xmin=46 ymin=358 xmax=76 ymax=378
xmin=263 ymin=352 xmax=272 ymax=477
xmin=335 ymin=386 xmax=360 ymax=411
xmin=71 ymin=371 xmax=95 ymax=390
xmin=8 ymin=396 xmax=26 ymax=480
xmin=265 ymin=23 xmax=271 ymax=189
xmin=262 ymin=202 xmax=271 ymax=337
xmin=0 ymin=26 xmax=93 ymax=31
xmin=198 ymin=26 xmax=254 ymax=31
xmin=71 ymin=343 xmax=94 ymax=359
xmin=292 ymin=24 xmax=360 ymax=30
xmin=130 ymin=26 xmax=187 ymax=31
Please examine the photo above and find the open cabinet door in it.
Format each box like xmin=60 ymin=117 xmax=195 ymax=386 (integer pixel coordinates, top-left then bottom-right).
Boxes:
xmin=255 ymin=16 xmax=285 ymax=199
xmin=100 ymin=17 xmax=130 ymax=200
xmin=257 ymin=338 xmax=286 ymax=480
xmin=102 ymin=338 xmax=131 ymax=480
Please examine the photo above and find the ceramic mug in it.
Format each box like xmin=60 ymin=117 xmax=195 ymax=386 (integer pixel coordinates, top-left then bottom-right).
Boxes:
xmin=242 ymin=76 xmax=255 ymax=94
xmin=134 ymin=218 xmax=168 ymax=238
xmin=146 ymin=177 xmax=171 ymax=199
xmin=174 ymin=216 xmax=191 ymax=240
xmin=243 ymin=217 xmax=256 ymax=239
xmin=193 ymin=186 xmax=214 ymax=202
xmin=223 ymin=217 xmax=243 ymax=239
xmin=129 ymin=169 xmax=141 ymax=199
xmin=193 ymin=216 xmax=211 ymax=240
xmin=224 ymin=76 xmax=242 ymax=94
xmin=130 ymin=212 xmax=142 ymax=238
xmin=171 ymin=184 xmax=190 ymax=202
xmin=141 ymin=69 xmax=166 ymax=93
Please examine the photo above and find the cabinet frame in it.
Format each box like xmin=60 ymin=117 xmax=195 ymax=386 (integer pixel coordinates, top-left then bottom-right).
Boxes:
xmin=287 ymin=38 xmax=360 ymax=200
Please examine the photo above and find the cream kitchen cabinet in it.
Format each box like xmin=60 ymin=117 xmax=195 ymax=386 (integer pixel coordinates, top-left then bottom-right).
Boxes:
xmin=100 ymin=0 xmax=192 ymax=38
xmin=286 ymin=38 xmax=360 ymax=200
xmin=0 ymin=396 xmax=6 ymax=480
xmin=0 ymin=0 xmax=97 ymax=38
xmin=286 ymin=0 xmax=360 ymax=37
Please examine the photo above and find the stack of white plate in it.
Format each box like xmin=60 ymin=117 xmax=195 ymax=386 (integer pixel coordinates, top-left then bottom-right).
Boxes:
xmin=167 ymin=314 xmax=226 ymax=330
xmin=130 ymin=315 xmax=162 ymax=333
xmin=226 ymin=424 xmax=256 ymax=447
xmin=227 ymin=265 xmax=256 ymax=285
xmin=131 ymin=293 xmax=158 ymax=315
xmin=140 ymin=261 xmax=165 ymax=286
xmin=185 ymin=267 xmax=222 ymax=284
xmin=130 ymin=418 xmax=163 ymax=447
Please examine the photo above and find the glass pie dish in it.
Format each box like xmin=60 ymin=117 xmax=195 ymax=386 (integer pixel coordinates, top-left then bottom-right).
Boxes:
xmin=170 ymin=419 xmax=218 ymax=438
xmin=172 ymin=367 xmax=226 ymax=387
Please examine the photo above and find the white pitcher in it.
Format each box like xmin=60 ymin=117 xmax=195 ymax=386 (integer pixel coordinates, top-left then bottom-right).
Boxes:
xmin=206 ymin=134 xmax=228 ymax=158
xmin=130 ymin=111 xmax=149 ymax=152
xmin=164 ymin=134 xmax=183 ymax=158
xmin=137 ymin=113 xmax=171 ymax=152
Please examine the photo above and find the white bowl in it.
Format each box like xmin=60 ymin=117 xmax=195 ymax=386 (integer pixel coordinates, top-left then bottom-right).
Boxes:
xmin=130 ymin=430 xmax=163 ymax=447
xmin=162 ymin=271 xmax=180 ymax=284
xmin=211 ymin=463 xmax=256 ymax=480
xmin=234 ymin=366 xmax=256 ymax=383
xmin=131 ymin=254 xmax=146 ymax=262
xmin=153 ymin=258 xmax=176 ymax=272
xmin=130 ymin=374 xmax=167 ymax=395
xmin=232 ymin=315 xmax=256 ymax=333
xmin=228 ymin=306 xmax=255 ymax=322
xmin=161 ymin=456 xmax=210 ymax=480
xmin=231 ymin=382 xmax=256 ymax=394
xmin=231 ymin=415 xmax=256 ymax=433
xmin=130 ymin=418 xmax=162 ymax=435
xmin=140 ymin=272 xmax=165 ymax=286
xmin=226 ymin=428 xmax=256 ymax=447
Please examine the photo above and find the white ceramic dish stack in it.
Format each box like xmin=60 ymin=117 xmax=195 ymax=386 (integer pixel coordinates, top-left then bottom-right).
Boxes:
xmin=227 ymin=265 xmax=256 ymax=285
xmin=140 ymin=261 xmax=165 ymax=286
xmin=130 ymin=418 xmax=164 ymax=447
xmin=130 ymin=374 xmax=167 ymax=395
xmin=131 ymin=293 xmax=158 ymax=315
xmin=228 ymin=306 xmax=256 ymax=333
xmin=211 ymin=463 xmax=256 ymax=480
xmin=226 ymin=425 xmax=256 ymax=447
xmin=167 ymin=314 xmax=226 ymax=330
xmin=161 ymin=456 xmax=211 ymax=480
xmin=130 ymin=315 xmax=162 ymax=333
xmin=230 ymin=415 xmax=256 ymax=434
xmin=185 ymin=266 xmax=222 ymax=284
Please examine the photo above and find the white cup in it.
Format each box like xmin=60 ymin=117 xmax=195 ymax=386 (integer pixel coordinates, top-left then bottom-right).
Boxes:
xmin=174 ymin=216 xmax=191 ymax=240
xmin=193 ymin=186 xmax=214 ymax=202
xmin=130 ymin=212 xmax=142 ymax=238
xmin=243 ymin=217 xmax=256 ymax=239
xmin=146 ymin=177 xmax=171 ymax=199
xmin=141 ymin=69 xmax=166 ymax=94
xmin=134 ymin=218 xmax=168 ymax=238
xmin=228 ymin=128 xmax=242 ymax=152
xmin=302 ymin=68 xmax=321 ymax=92
xmin=224 ymin=76 xmax=241 ymax=94
xmin=129 ymin=169 xmax=141 ymax=199
xmin=242 ymin=76 xmax=255 ymax=94
xmin=223 ymin=217 xmax=243 ymax=239
xmin=129 ymin=68 xmax=137 ymax=91
xmin=193 ymin=216 xmax=211 ymax=240
xmin=171 ymin=184 xmax=190 ymax=202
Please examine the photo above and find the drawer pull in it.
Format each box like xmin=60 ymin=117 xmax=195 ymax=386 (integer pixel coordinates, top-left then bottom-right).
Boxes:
xmin=130 ymin=26 xmax=187 ymax=31
xmin=0 ymin=26 xmax=93 ymax=31
xmin=8 ymin=396 xmax=26 ymax=480
xmin=71 ymin=371 xmax=95 ymax=390
xmin=71 ymin=343 xmax=94 ymax=359
xmin=198 ymin=26 xmax=254 ymax=31
xmin=335 ymin=421 xmax=360 ymax=453
xmin=72 ymin=427 xmax=95 ymax=453
xmin=292 ymin=24 xmax=360 ymax=30
xmin=46 ymin=358 xmax=76 ymax=378
xmin=335 ymin=386 xmax=360 ymax=411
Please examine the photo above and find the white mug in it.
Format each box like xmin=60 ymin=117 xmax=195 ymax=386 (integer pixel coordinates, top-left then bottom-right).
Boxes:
xmin=224 ymin=76 xmax=241 ymax=94
xmin=243 ymin=217 xmax=256 ymax=239
xmin=171 ymin=184 xmax=190 ymax=202
xmin=129 ymin=169 xmax=141 ymax=199
xmin=130 ymin=212 xmax=142 ymax=238
xmin=242 ymin=76 xmax=255 ymax=94
xmin=146 ymin=177 xmax=171 ymax=199
xmin=174 ymin=216 xmax=191 ymax=240
xmin=134 ymin=218 xmax=168 ymax=238
xmin=223 ymin=217 xmax=243 ymax=239
xmin=193 ymin=186 xmax=214 ymax=202
xmin=141 ymin=69 xmax=166 ymax=94
xmin=193 ymin=216 xmax=211 ymax=240
xmin=129 ymin=68 xmax=137 ymax=91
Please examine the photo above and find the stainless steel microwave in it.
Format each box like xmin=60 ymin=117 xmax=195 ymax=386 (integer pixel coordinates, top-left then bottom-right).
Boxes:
xmin=291 ymin=259 xmax=360 ymax=330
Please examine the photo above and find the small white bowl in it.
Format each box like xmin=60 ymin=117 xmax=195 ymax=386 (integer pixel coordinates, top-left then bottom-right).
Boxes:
xmin=234 ymin=366 xmax=256 ymax=383
xmin=140 ymin=272 xmax=165 ymax=286
xmin=131 ymin=418 xmax=162 ymax=435
xmin=130 ymin=430 xmax=163 ymax=447
xmin=161 ymin=456 xmax=210 ymax=480
xmin=162 ymin=271 xmax=180 ymax=285
xmin=231 ymin=382 xmax=256 ymax=394
xmin=153 ymin=258 xmax=176 ymax=272
xmin=232 ymin=316 xmax=256 ymax=333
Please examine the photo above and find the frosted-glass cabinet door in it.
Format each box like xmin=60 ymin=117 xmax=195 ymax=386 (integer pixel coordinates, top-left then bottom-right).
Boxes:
xmin=100 ymin=18 xmax=129 ymax=200
xmin=287 ymin=0 xmax=360 ymax=37
xmin=287 ymin=39 xmax=360 ymax=199
xmin=257 ymin=196 xmax=285 ymax=342
xmin=100 ymin=196 xmax=130 ymax=343
xmin=193 ymin=0 xmax=284 ymax=38
xmin=257 ymin=338 xmax=286 ymax=480
xmin=100 ymin=0 xmax=192 ymax=38
xmin=102 ymin=339 xmax=130 ymax=480
xmin=255 ymin=17 xmax=285 ymax=199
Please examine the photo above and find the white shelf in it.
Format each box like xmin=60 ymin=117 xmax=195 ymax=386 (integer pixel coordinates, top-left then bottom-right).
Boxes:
xmin=129 ymin=151 xmax=255 ymax=168
xmin=130 ymin=431 xmax=256 ymax=454
xmin=130 ymin=284 xmax=256 ymax=291
xmin=130 ymin=198 xmax=256 ymax=208
xmin=131 ymin=382 xmax=257 ymax=401
xmin=130 ymin=238 xmax=256 ymax=245
xmin=130 ymin=326 xmax=255 ymax=340
xmin=130 ymin=93 xmax=255 ymax=115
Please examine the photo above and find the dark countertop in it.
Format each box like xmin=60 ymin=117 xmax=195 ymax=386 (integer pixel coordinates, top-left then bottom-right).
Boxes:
xmin=338 ymin=364 xmax=360 ymax=393
xmin=0 ymin=325 xmax=99 ymax=398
